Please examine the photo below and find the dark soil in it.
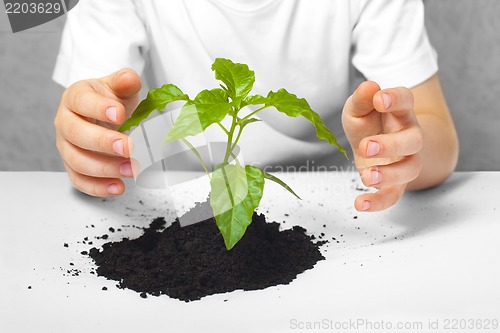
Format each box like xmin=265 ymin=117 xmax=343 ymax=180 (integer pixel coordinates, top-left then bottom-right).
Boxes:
xmin=88 ymin=202 xmax=325 ymax=302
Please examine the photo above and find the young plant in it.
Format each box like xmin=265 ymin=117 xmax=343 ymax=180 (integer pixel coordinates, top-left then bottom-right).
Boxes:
xmin=119 ymin=58 xmax=346 ymax=250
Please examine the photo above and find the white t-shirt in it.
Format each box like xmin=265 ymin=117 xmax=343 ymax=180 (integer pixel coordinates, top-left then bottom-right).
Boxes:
xmin=53 ymin=0 xmax=437 ymax=169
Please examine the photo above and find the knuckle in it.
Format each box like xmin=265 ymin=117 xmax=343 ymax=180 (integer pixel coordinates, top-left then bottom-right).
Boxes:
xmin=54 ymin=106 xmax=68 ymax=132
xmin=83 ymin=155 xmax=114 ymax=178
xmin=65 ymin=121 xmax=80 ymax=145
xmin=98 ymin=163 xmax=109 ymax=178
xmin=399 ymin=87 xmax=414 ymax=107
xmin=391 ymin=87 xmax=413 ymax=110
xmin=97 ymin=134 xmax=110 ymax=154
xmin=53 ymin=113 xmax=61 ymax=130
xmin=73 ymin=89 xmax=85 ymax=111
xmin=64 ymin=162 xmax=96 ymax=196
xmin=65 ymin=149 xmax=87 ymax=176
xmin=100 ymin=161 xmax=117 ymax=178
xmin=61 ymin=86 xmax=71 ymax=104
xmin=390 ymin=168 xmax=404 ymax=185
xmin=373 ymin=137 xmax=393 ymax=158
xmin=55 ymin=137 xmax=64 ymax=155
xmin=65 ymin=81 xmax=83 ymax=104
xmin=383 ymin=139 xmax=397 ymax=157
xmin=73 ymin=179 xmax=84 ymax=193
xmin=67 ymin=156 xmax=83 ymax=175
xmin=413 ymin=129 xmax=424 ymax=152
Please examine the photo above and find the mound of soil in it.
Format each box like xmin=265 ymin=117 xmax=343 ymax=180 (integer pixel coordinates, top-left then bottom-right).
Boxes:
xmin=89 ymin=202 xmax=325 ymax=302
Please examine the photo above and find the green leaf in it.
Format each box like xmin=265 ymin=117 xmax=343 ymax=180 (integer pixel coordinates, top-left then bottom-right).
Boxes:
xmin=210 ymin=163 xmax=248 ymax=215
xmin=239 ymin=117 xmax=261 ymax=128
xmin=265 ymin=89 xmax=311 ymax=117
xmin=264 ymin=88 xmax=347 ymax=157
xmin=244 ymin=165 xmax=265 ymax=207
xmin=210 ymin=164 xmax=264 ymax=250
xmin=301 ymin=109 xmax=347 ymax=157
xmin=165 ymin=88 xmax=231 ymax=144
xmin=211 ymin=58 xmax=255 ymax=102
xmin=118 ymin=84 xmax=188 ymax=132
xmin=263 ymin=171 xmax=301 ymax=200
xmin=242 ymin=94 xmax=267 ymax=107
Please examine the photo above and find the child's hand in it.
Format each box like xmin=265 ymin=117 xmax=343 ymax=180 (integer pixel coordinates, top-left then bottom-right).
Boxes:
xmin=54 ymin=69 xmax=141 ymax=196
xmin=342 ymin=81 xmax=423 ymax=212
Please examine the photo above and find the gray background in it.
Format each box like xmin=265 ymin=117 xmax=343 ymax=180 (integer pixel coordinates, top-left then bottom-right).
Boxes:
xmin=0 ymin=0 xmax=499 ymax=172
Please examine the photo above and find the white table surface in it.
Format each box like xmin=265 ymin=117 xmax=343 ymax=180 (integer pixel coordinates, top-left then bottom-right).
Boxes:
xmin=0 ymin=171 xmax=499 ymax=333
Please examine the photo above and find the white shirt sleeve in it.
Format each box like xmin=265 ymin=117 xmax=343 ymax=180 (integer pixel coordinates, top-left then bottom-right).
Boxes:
xmin=351 ymin=0 xmax=438 ymax=89
xmin=52 ymin=0 xmax=149 ymax=88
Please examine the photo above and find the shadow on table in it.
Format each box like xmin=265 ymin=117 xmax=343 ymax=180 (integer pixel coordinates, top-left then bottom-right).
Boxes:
xmin=378 ymin=173 xmax=476 ymax=244
xmin=68 ymin=179 xmax=176 ymax=230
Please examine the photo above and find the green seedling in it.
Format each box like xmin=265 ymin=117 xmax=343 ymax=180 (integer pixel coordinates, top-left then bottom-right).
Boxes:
xmin=119 ymin=58 xmax=345 ymax=250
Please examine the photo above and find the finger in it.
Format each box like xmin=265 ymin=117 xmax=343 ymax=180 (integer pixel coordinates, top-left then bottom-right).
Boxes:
xmin=360 ymin=154 xmax=421 ymax=188
xmin=373 ymin=86 xmax=415 ymax=115
xmin=343 ymin=81 xmax=381 ymax=118
xmin=59 ymin=140 xmax=134 ymax=179
xmin=63 ymin=161 xmax=125 ymax=197
xmin=358 ymin=126 xmax=423 ymax=159
xmin=342 ymin=81 xmax=384 ymax=148
xmin=59 ymin=110 xmax=130 ymax=157
xmin=100 ymin=68 xmax=142 ymax=100
xmin=64 ymin=80 xmax=127 ymax=126
xmin=354 ymin=185 xmax=406 ymax=212
xmin=100 ymin=68 xmax=142 ymax=119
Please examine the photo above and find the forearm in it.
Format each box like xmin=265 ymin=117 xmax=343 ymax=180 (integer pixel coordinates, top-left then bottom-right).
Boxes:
xmin=403 ymin=74 xmax=458 ymax=191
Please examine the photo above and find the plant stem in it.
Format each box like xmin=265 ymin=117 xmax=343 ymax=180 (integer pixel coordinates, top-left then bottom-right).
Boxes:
xmin=231 ymin=125 xmax=244 ymax=153
xmin=230 ymin=152 xmax=240 ymax=165
xmin=221 ymin=166 xmax=235 ymax=207
xmin=181 ymin=138 xmax=211 ymax=179
xmin=224 ymin=105 xmax=269 ymax=158
xmin=236 ymin=105 xmax=268 ymax=126
xmin=223 ymin=114 xmax=238 ymax=164
xmin=217 ymin=122 xmax=229 ymax=135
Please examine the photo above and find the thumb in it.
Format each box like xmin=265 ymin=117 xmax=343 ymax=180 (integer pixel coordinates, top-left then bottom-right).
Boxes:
xmin=100 ymin=68 xmax=142 ymax=100
xmin=344 ymin=81 xmax=381 ymax=118
xmin=342 ymin=80 xmax=383 ymax=151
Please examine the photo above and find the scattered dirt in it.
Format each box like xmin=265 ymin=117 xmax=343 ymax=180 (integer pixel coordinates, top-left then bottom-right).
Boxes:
xmin=88 ymin=201 xmax=325 ymax=302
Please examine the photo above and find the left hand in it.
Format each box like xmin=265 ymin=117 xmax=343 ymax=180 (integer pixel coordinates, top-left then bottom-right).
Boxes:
xmin=342 ymin=81 xmax=423 ymax=212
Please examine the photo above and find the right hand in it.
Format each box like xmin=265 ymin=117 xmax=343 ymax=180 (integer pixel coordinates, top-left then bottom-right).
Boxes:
xmin=54 ymin=68 xmax=142 ymax=197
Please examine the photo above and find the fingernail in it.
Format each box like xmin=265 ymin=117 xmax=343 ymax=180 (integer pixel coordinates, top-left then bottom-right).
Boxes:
xmin=366 ymin=140 xmax=380 ymax=157
xmin=370 ymin=169 xmax=382 ymax=185
xmin=361 ymin=200 xmax=371 ymax=211
xmin=107 ymin=183 xmax=120 ymax=195
xmin=382 ymin=93 xmax=392 ymax=109
xmin=113 ymin=139 xmax=125 ymax=156
xmin=106 ymin=106 xmax=117 ymax=122
xmin=119 ymin=161 xmax=133 ymax=177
